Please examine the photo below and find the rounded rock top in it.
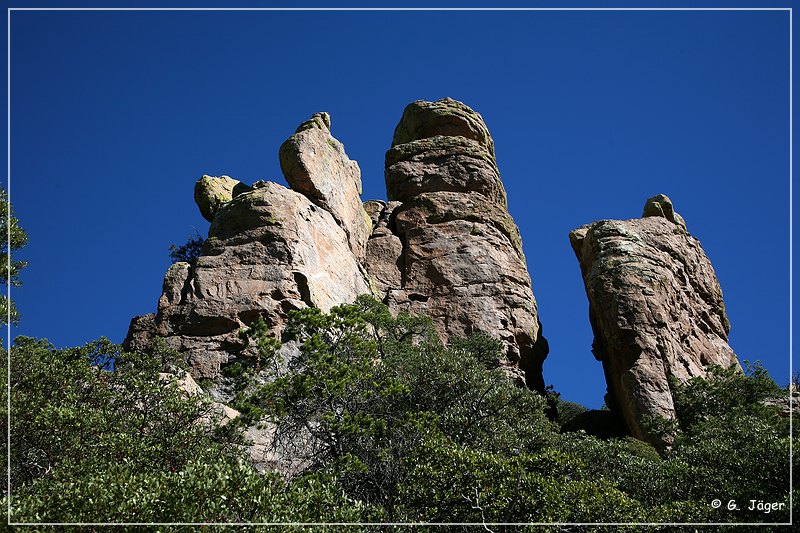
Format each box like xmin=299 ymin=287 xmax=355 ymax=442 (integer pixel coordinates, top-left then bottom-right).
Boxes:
xmin=391 ymin=97 xmax=495 ymax=158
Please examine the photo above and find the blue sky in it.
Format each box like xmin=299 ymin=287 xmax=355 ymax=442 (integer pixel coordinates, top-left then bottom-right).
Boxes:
xmin=4 ymin=2 xmax=795 ymax=409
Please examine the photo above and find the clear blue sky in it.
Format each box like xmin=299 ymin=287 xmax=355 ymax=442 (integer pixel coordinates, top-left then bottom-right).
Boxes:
xmin=4 ymin=1 xmax=795 ymax=409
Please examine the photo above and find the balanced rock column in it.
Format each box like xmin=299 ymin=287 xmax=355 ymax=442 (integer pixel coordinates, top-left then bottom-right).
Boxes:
xmin=365 ymin=98 xmax=549 ymax=391
xmin=569 ymin=195 xmax=741 ymax=447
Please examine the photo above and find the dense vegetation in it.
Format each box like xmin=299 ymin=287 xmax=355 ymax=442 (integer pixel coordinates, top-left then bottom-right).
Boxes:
xmin=0 ymin=187 xmax=28 ymax=326
xmin=2 ymin=295 xmax=795 ymax=530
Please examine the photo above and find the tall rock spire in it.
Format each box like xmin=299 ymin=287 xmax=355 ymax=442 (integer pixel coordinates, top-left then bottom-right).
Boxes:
xmin=365 ymin=98 xmax=549 ymax=391
xmin=570 ymin=194 xmax=741 ymax=447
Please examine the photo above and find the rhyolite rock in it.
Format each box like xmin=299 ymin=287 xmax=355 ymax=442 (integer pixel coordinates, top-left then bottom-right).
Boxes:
xmin=126 ymin=99 xmax=549 ymax=407
xmin=279 ymin=112 xmax=371 ymax=261
xmin=365 ymin=98 xmax=549 ymax=391
xmin=194 ymin=175 xmax=252 ymax=222
xmin=126 ymin=112 xmax=378 ymax=389
xmin=363 ymin=199 xmax=403 ymax=296
xmin=126 ymin=179 xmax=370 ymax=386
xmin=642 ymin=193 xmax=687 ymax=231
xmin=569 ymin=195 xmax=741 ymax=447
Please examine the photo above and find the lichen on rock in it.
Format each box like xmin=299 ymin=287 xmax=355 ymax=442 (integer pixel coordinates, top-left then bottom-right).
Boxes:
xmin=128 ymin=99 xmax=551 ymax=399
xmin=194 ymin=175 xmax=252 ymax=222
xmin=367 ymin=97 xmax=549 ymax=392
xmin=642 ymin=193 xmax=687 ymax=231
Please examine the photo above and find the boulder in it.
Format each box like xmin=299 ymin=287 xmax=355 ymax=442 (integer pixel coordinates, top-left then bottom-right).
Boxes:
xmin=279 ymin=112 xmax=372 ymax=261
xmin=642 ymin=193 xmax=687 ymax=231
xmin=569 ymin=196 xmax=741 ymax=447
xmin=391 ymin=97 xmax=495 ymax=156
xmin=194 ymin=175 xmax=252 ymax=222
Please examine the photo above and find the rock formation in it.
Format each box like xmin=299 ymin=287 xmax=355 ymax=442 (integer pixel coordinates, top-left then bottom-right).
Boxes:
xmin=125 ymin=99 xmax=749 ymax=451
xmin=569 ymin=194 xmax=741 ymax=447
xmin=366 ymin=98 xmax=549 ymax=390
xmin=125 ymin=98 xmax=549 ymax=395
xmin=126 ymin=126 xmax=370 ymax=384
xmin=279 ymin=112 xmax=371 ymax=261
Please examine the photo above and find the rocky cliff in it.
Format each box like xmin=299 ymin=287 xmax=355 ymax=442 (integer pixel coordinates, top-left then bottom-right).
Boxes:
xmin=126 ymin=100 xmax=742 ymax=446
xmin=569 ymin=195 xmax=741 ymax=447
xmin=125 ymin=98 xmax=548 ymax=395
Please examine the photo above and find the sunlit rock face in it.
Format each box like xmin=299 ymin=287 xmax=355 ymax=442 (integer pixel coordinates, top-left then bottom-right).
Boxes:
xmin=126 ymin=116 xmax=371 ymax=383
xmin=570 ymin=195 xmax=741 ymax=448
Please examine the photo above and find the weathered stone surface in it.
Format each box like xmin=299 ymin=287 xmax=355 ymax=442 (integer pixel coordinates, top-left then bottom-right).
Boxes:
xmin=194 ymin=175 xmax=252 ymax=222
xmin=642 ymin=193 xmax=687 ymax=232
xmin=125 ymin=101 xmax=558 ymax=476
xmin=392 ymin=97 xmax=495 ymax=157
xmin=126 ymin=181 xmax=370 ymax=383
xmin=363 ymin=200 xmax=403 ymax=296
xmin=367 ymin=97 xmax=548 ymax=392
xmin=385 ymin=136 xmax=506 ymax=205
xmin=569 ymin=197 xmax=741 ymax=447
xmin=124 ymin=313 xmax=156 ymax=355
xmin=279 ymin=112 xmax=371 ymax=261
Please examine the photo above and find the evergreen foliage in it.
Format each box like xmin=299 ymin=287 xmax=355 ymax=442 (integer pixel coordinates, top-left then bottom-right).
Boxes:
xmin=168 ymin=231 xmax=205 ymax=266
xmin=3 ymin=297 xmax=795 ymax=529
xmin=0 ymin=186 xmax=28 ymax=326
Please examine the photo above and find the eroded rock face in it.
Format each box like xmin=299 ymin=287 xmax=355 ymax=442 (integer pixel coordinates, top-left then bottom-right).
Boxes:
xmin=126 ymin=180 xmax=370 ymax=382
xmin=365 ymin=98 xmax=549 ymax=391
xmin=363 ymin=199 xmax=403 ymax=296
xmin=279 ymin=112 xmax=371 ymax=261
xmin=569 ymin=195 xmax=740 ymax=447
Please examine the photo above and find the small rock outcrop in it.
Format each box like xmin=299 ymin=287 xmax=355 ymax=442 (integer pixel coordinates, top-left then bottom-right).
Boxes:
xmin=569 ymin=195 xmax=741 ymax=447
xmin=194 ymin=175 xmax=252 ymax=222
xmin=365 ymin=98 xmax=549 ymax=391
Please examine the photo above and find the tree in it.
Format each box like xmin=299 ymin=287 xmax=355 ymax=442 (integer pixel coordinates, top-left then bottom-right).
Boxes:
xmin=0 ymin=186 xmax=28 ymax=326
xmin=236 ymin=296 xmax=556 ymax=520
xmin=5 ymin=336 xmax=383 ymax=524
xmin=168 ymin=230 xmax=205 ymax=266
xmin=4 ymin=295 xmax=793 ymax=526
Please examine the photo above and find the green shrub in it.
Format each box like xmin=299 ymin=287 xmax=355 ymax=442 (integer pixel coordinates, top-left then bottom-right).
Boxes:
xmin=168 ymin=230 xmax=205 ymax=266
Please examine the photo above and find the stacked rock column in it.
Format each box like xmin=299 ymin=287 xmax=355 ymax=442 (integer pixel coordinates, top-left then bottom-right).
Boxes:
xmin=367 ymin=98 xmax=549 ymax=391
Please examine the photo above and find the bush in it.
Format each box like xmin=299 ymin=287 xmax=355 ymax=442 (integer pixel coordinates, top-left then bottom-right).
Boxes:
xmin=168 ymin=230 xmax=205 ymax=265
xmin=238 ymin=296 xmax=555 ymax=519
xmin=5 ymin=300 xmax=794 ymax=527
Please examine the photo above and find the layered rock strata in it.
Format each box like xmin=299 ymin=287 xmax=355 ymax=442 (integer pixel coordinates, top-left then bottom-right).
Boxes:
xmin=569 ymin=195 xmax=741 ymax=447
xmin=365 ymin=98 xmax=549 ymax=391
